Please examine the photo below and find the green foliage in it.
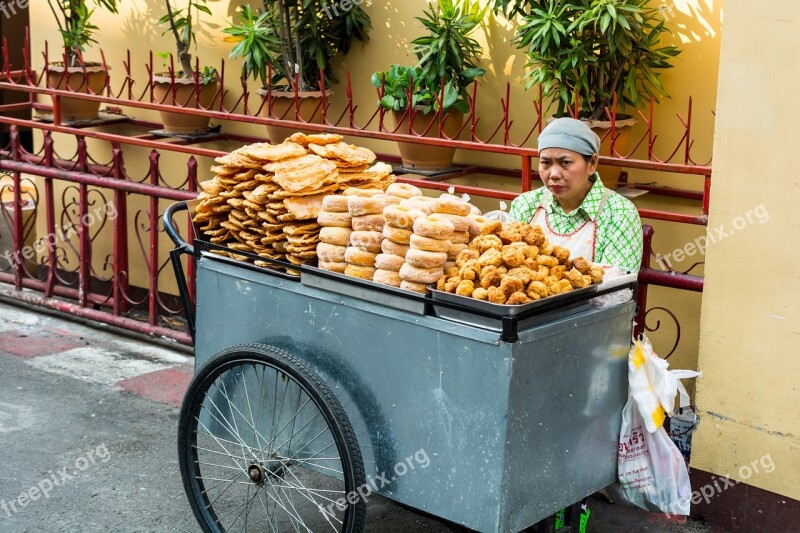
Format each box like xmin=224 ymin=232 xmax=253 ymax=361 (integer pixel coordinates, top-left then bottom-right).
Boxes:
xmin=493 ymin=0 xmax=681 ymax=120
xmin=372 ymin=0 xmax=486 ymax=114
xmin=158 ymin=0 xmax=213 ymax=79
xmin=46 ymin=0 xmax=121 ymax=66
xmin=223 ymin=1 xmax=372 ymax=91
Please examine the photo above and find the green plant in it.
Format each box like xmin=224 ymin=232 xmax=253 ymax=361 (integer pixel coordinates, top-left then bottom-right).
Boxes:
xmin=223 ymin=1 xmax=371 ymax=91
xmin=496 ymin=0 xmax=680 ymax=120
xmin=372 ymin=0 xmax=486 ymax=114
xmin=46 ymin=0 xmax=121 ymax=67
xmin=157 ymin=0 xmax=217 ymax=80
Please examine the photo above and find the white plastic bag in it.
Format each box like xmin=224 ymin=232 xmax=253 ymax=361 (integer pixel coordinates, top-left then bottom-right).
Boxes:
xmin=607 ymin=396 xmax=693 ymax=516
xmin=483 ymin=200 xmax=514 ymax=222
xmin=628 ymin=335 xmax=701 ymax=433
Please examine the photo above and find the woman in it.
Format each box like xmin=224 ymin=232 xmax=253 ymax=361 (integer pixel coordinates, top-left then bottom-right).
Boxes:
xmin=510 ymin=118 xmax=643 ymax=273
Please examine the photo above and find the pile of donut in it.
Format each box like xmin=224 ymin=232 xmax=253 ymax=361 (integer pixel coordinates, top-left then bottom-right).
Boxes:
xmin=436 ymin=220 xmax=605 ymax=304
xmin=315 ymin=183 xmax=487 ymax=293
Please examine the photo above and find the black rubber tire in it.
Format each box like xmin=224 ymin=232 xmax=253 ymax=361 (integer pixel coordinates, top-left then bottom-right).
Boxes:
xmin=178 ymin=343 xmax=367 ymax=532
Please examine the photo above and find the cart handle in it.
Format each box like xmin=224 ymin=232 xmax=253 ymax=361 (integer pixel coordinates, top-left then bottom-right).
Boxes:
xmin=163 ymin=200 xmax=196 ymax=343
xmin=164 ymin=200 xmax=194 ymax=254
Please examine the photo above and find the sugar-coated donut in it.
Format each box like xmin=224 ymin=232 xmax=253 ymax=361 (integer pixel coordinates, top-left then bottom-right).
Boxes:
xmin=349 ymin=230 xmax=383 ymax=253
xmin=316 ymin=242 xmax=347 ymax=262
xmin=351 ymin=214 xmax=385 ymax=232
xmin=381 ymin=239 xmax=410 ymax=257
xmin=399 ymin=262 xmax=444 ymax=284
xmin=343 ymin=187 xmax=384 ymax=197
xmin=317 ymin=210 xmax=352 ymax=227
xmin=386 ymin=182 xmax=423 ymax=199
xmin=382 ymin=225 xmax=412 ymax=244
xmin=400 ymin=280 xmax=430 ymax=294
xmin=413 ymin=215 xmax=455 ymax=240
xmin=436 ymin=213 xmax=470 ymax=232
xmin=467 ymin=215 xmax=488 ymax=237
xmin=399 ymin=197 xmax=435 ymax=215
xmin=373 ymin=268 xmax=403 ymax=287
xmin=319 ymin=226 xmax=352 ymax=246
xmin=345 ymin=247 xmax=377 ymax=266
xmin=447 ymin=243 xmax=469 ymax=260
xmin=409 ymin=233 xmax=452 ymax=253
xmin=321 ymin=195 xmax=349 ymax=213
xmin=348 ymin=196 xmax=387 ymax=217
xmin=383 ymin=205 xmax=423 ymax=229
xmin=374 ymin=253 xmax=405 ymax=271
xmin=318 ymin=260 xmax=347 ymax=273
xmin=450 ymin=230 xmax=470 ymax=244
xmin=373 ymin=194 xmax=402 ymax=206
xmin=406 ymin=248 xmax=447 ymax=269
xmin=345 ymin=264 xmax=376 ymax=280
xmin=433 ymin=197 xmax=471 ymax=216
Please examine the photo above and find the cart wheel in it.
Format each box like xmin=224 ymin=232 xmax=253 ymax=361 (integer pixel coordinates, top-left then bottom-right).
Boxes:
xmin=178 ymin=343 xmax=367 ymax=532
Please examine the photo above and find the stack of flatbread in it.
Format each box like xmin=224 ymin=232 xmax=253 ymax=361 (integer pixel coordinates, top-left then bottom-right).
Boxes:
xmin=192 ymin=132 xmax=397 ymax=272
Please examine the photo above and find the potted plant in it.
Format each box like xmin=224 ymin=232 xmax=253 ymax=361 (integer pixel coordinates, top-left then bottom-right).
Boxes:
xmin=153 ymin=0 xmax=219 ymax=135
xmin=495 ymin=0 xmax=681 ymax=183
xmin=223 ymin=0 xmax=371 ymax=143
xmin=45 ymin=0 xmax=121 ymax=121
xmin=371 ymin=0 xmax=486 ymax=171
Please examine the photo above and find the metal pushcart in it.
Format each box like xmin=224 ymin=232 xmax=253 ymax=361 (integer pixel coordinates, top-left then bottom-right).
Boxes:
xmin=165 ymin=201 xmax=636 ymax=533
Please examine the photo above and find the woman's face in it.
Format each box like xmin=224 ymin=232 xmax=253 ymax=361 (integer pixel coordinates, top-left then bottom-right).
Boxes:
xmin=538 ymin=148 xmax=598 ymax=211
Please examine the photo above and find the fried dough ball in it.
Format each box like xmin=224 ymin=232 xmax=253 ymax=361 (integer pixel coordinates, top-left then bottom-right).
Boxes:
xmin=455 ymin=279 xmax=476 ymax=297
xmin=530 ymin=264 xmax=549 ymax=281
xmin=444 ymin=266 xmax=460 ymax=277
xmin=478 ymin=248 xmax=505 ymax=268
xmin=445 ymin=276 xmax=462 ymax=293
xmin=540 ymin=241 xmax=555 ymax=256
xmin=436 ymin=274 xmax=448 ymax=291
xmin=501 ymin=243 xmax=527 ymax=268
xmin=506 ymin=266 xmax=535 ymax=285
xmin=479 ymin=265 xmax=502 ymax=289
xmin=480 ymin=219 xmax=503 ymax=236
xmin=469 ymin=234 xmax=503 ymax=254
xmin=552 ymin=245 xmax=571 ymax=265
xmin=459 ymin=259 xmax=481 ymax=281
xmin=536 ymin=255 xmax=560 ymax=268
xmin=499 ymin=276 xmax=525 ymax=298
xmin=472 ymin=287 xmax=489 ymax=301
xmin=487 ymin=286 xmax=507 ymax=304
xmin=521 ymin=224 xmax=546 ymax=246
xmin=455 ymin=248 xmax=480 ymax=268
xmin=527 ymin=280 xmax=548 ymax=300
xmin=497 ymin=265 xmax=508 ymax=275
xmin=558 ymin=279 xmax=573 ymax=293
xmin=506 ymin=291 xmax=532 ymax=305
xmin=590 ymin=266 xmax=605 ymax=283
xmin=572 ymin=256 xmax=591 ymax=275
xmin=566 ymin=267 xmax=592 ymax=288
xmin=549 ymin=265 xmax=567 ymax=280
xmin=498 ymin=227 xmax=523 ymax=244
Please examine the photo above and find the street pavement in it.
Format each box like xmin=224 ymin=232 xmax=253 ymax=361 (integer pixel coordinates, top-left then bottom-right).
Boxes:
xmin=0 ymin=301 xmax=712 ymax=532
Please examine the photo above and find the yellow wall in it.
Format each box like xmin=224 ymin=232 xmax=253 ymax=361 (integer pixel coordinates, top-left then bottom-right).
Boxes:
xmin=691 ymin=0 xmax=800 ymax=499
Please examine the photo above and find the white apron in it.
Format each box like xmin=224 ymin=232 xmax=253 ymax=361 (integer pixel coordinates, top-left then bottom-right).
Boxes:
xmin=530 ymin=188 xmax=613 ymax=263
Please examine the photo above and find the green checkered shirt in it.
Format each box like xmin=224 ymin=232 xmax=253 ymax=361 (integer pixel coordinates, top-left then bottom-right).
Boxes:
xmin=509 ymin=176 xmax=643 ymax=273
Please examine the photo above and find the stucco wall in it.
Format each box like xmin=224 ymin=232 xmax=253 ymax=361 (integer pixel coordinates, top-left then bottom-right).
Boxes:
xmin=691 ymin=0 xmax=800 ymax=499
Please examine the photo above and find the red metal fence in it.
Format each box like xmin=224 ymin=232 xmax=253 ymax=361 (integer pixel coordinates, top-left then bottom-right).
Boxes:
xmin=0 ymin=39 xmax=708 ymax=349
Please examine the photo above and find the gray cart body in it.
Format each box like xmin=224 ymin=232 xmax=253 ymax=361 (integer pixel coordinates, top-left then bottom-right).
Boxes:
xmin=194 ymin=257 xmax=633 ymax=533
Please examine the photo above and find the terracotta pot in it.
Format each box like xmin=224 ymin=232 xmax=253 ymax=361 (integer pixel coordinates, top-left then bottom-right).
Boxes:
xmin=152 ymin=75 xmax=218 ymax=135
xmin=257 ymin=88 xmax=331 ymax=144
xmin=585 ymin=117 xmax=637 ymax=188
xmin=391 ymin=108 xmax=464 ymax=171
xmin=46 ymin=63 xmax=107 ymax=121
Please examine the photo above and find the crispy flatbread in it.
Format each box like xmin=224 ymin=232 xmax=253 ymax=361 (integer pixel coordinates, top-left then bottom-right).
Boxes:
xmin=263 ymin=154 xmax=324 ymax=173
xmin=285 ymin=132 xmax=344 ymax=146
xmin=308 ymin=142 xmax=376 ymax=165
xmin=272 ymin=158 xmax=338 ymax=193
xmin=282 ymin=193 xmax=327 ymax=221
xmin=241 ymin=142 xmax=307 ymax=162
